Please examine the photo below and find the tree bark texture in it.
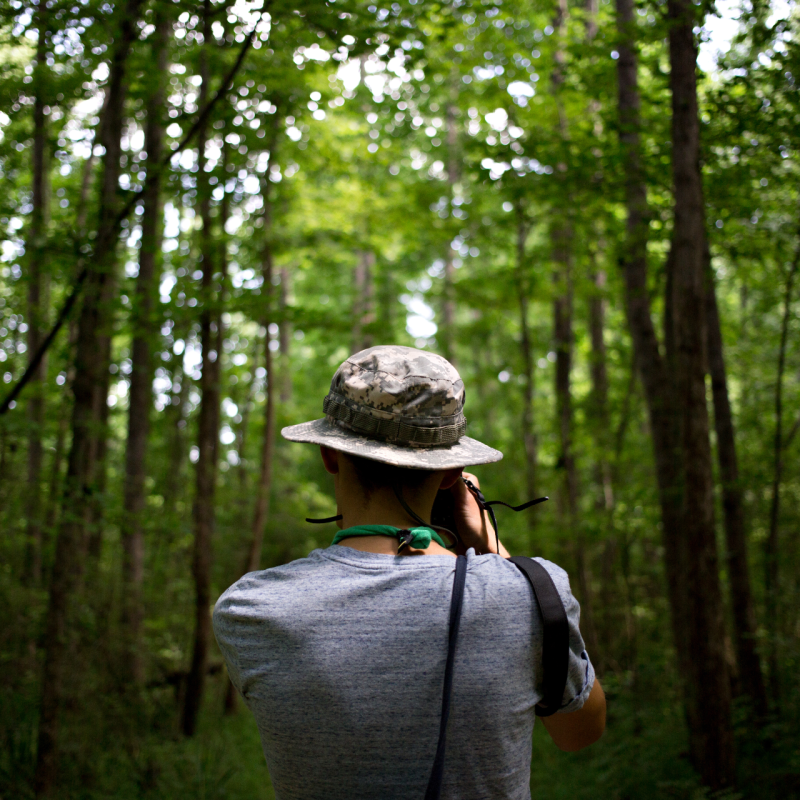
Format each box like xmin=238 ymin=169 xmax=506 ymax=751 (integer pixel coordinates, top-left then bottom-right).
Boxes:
xmin=25 ymin=3 xmax=50 ymax=587
xmin=182 ymin=6 xmax=223 ymax=737
xmin=704 ymin=252 xmax=768 ymax=711
xmin=765 ymin=238 xmax=799 ymax=703
xmin=34 ymin=1 xmax=143 ymax=794
xmin=668 ymin=0 xmax=735 ymax=785
xmin=120 ymin=13 xmax=168 ymax=687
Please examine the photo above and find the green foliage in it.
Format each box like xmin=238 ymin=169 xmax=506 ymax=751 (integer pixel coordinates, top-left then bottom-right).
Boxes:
xmin=1 ymin=0 xmax=800 ymax=796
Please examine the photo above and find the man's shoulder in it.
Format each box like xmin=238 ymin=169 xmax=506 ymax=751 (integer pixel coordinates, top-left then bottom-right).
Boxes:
xmin=213 ymin=550 xmax=330 ymax=619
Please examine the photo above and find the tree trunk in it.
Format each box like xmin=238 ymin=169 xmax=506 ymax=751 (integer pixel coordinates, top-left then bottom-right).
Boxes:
xmin=352 ymin=250 xmax=374 ymax=353
xmin=765 ymin=237 xmax=799 ymax=704
xmin=614 ymin=0 xmax=693 ymax=736
xmin=279 ymin=266 xmax=292 ymax=402
xmin=120 ymin=13 xmax=168 ymax=687
xmin=246 ymin=325 xmax=275 ymax=578
xmin=43 ymin=401 xmax=68 ymax=539
xmin=34 ymin=1 xmax=143 ymax=794
xmin=550 ymin=0 xmax=597 ymax=655
xmin=164 ymin=358 xmax=190 ymax=516
xmin=25 ymin=2 xmax=50 ymax=587
xmin=235 ymin=335 xmax=260 ymax=509
xmin=668 ymin=0 xmax=735 ymax=785
xmin=163 ymin=199 xmax=188 ymax=518
xmin=182 ymin=7 xmax=223 ymax=734
xmin=589 ymin=267 xmax=614 ymax=511
xmin=704 ymin=251 xmax=768 ymax=712
xmin=514 ymin=209 xmax=537 ymax=503
xmin=441 ymin=93 xmax=459 ymax=364
xmin=248 ymin=180 xmax=277 ymax=577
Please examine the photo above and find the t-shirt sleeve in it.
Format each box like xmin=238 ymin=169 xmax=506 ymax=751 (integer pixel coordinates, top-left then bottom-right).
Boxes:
xmin=534 ymin=558 xmax=596 ymax=714
xmin=212 ymin=585 xmax=246 ymax=696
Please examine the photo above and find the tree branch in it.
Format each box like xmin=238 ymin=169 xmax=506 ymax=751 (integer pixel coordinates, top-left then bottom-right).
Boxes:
xmin=0 ymin=9 xmax=269 ymax=416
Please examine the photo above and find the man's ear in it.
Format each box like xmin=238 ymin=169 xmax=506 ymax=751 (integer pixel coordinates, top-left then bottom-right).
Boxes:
xmin=320 ymin=445 xmax=340 ymax=475
xmin=438 ymin=467 xmax=463 ymax=491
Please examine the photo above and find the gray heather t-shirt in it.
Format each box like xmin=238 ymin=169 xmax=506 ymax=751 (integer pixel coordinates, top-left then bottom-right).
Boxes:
xmin=213 ymin=546 xmax=594 ymax=800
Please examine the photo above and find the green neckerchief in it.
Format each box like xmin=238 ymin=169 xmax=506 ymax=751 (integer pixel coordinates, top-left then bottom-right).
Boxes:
xmin=331 ymin=525 xmax=450 ymax=551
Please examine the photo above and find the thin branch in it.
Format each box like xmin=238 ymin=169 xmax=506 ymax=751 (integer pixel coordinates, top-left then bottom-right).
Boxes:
xmin=0 ymin=10 xmax=268 ymax=417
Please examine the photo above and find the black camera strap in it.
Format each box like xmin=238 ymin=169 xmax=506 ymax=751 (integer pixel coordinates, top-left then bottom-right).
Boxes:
xmin=425 ymin=552 xmax=569 ymax=799
xmin=424 ymin=554 xmax=467 ymax=800
xmin=509 ymin=556 xmax=570 ymax=717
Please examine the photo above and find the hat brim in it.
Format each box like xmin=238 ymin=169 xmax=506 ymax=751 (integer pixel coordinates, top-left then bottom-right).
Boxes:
xmin=281 ymin=418 xmax=503 ymax=470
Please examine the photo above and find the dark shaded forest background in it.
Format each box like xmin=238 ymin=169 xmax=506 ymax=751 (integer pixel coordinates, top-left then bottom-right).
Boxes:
xmin=1 ymin=0 xmax=799 ymax=796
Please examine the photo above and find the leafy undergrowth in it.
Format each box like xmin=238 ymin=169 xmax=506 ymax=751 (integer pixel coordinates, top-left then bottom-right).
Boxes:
xmin=529 ymin=678 xmax=800 ymax=800
xmin=3 ymin=666 xmax=798 ymax=799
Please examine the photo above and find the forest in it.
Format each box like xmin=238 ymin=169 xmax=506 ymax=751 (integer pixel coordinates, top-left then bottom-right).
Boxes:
xmin=0 ymin=0 xmax=798 ymax=796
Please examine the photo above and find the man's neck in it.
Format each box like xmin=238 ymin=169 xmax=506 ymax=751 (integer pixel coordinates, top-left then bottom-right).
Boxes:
xmin=334 ymin=535 xmax=454 ymax=557
xmin=334 ymin=490 xmax=455 ymax=557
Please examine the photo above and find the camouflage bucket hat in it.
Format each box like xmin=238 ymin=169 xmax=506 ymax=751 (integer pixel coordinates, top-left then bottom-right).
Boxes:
xmin=281 ymin=345 xmax=503 ymax=469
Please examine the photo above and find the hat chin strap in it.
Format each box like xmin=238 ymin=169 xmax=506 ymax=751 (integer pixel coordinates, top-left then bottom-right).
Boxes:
xmin=392 ymin=484 xmax=460 ymax=549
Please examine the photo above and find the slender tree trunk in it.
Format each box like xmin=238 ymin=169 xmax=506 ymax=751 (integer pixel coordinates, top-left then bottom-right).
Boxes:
xmin=589 ymin=267 xmax=614 ymax=511
xmin=120 ymin=14 xmax=168 ymax=687
xmin=164 ymin=200 xmax=188 ymax=518
xmin=182 ymin=5 xmax=223 ymax=737
xmin=765 ymin=238 xmax=799 ymax=704
xmin=668 ymin=0 xmax=735 ymax=785
xmin=75 ymin=136 xmax=96 ymax=236
xmin=34 ymin=1 xmax=143 ymax=794
xmin=704 ymin=251 xmax=768 ymax=711
xmin=25 ymin=3 xmax=50 ymax=586
xmin=43 ymin=402 xmax=68 ymax=539
xmin=224 ymin=152 xmax=280 ymax=716
xmin=164 ymin=359 xmax=189 ymax=516
xmin=550 ymin=0 xmax=596 ymax=654
xmin=235 ymin=336 xmax=259 ymax=508
xmin=514 ymin=210 xmax=537 ymax=502
xmin=247 ymin=168 xmax=278 ymax=577
xmin=614 ymin=0 xmax=693 ymax=726
xmin=441 ymin=92 xmax=459 ymax=364
xmin=352 ymin=251 xmax=374 ymax=352
xmin=279 ymin=266 xmax=292 ymax=402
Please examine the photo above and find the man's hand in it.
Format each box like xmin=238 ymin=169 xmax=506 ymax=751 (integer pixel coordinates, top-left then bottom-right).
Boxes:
xmin=449 ymin=472 xmax=510 ymax=557
xmin=540 ymin=679 xmax=606 ymax=752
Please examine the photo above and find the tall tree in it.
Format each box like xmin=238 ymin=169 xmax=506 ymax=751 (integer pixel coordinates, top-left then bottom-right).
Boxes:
xmin=279 ymin=266 xmax=292 ymax=402
xmin=765 ymin=235 xmax=799 ymax=702
xmin=589 ymin=264 xmax=613 ymax=511
xmin=120 ymin=10 xmax=169 ymax=686
xmin=667 ymin=0 xmax=735 ymax=784
xmin=514 ymin=206 xmax=537 ymax=503
xmin=550 ymin=0 xmax=596 ymax=652
xmin=182 ymin=3 xmax=224 ymax=735
xmin=614 ymin=0 xmax=694 ymax=755
xmin=440 ymin=82 xmax=460 ymax=365
xmin=248 ymin=170 xmax=278 ymax=578
xmin=704 ymin=252 xmax=768 ymax=711
xmin=24 ymin=0 xmax=50 ymax=586
xmin=34 ymin=1 xmax=144 ymax=794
